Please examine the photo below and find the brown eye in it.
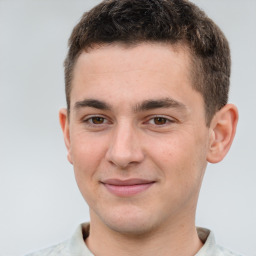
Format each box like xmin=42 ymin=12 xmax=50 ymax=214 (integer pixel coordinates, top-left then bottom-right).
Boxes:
xmin=91 ymin=117 xmax=105 ymax=124
xmin=153 ymin=117 xmax=167 ymax=125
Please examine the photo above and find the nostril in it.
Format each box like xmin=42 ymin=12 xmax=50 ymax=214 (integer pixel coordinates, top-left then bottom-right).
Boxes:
xmin=106 ymin=144 xmax=145 ymax=168
xmin=105 ymin=125 xmax=145 ymax=168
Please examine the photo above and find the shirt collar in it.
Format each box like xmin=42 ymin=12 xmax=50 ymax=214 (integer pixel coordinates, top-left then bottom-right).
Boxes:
xmin=67 ymin=223 xmax=218 ymax=256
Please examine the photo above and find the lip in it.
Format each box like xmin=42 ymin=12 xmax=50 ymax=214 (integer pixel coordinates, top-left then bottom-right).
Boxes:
xmin=101 ymin=179 xmax=155 ymax=197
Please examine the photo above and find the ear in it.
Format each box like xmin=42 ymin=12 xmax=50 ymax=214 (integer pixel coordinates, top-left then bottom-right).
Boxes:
xmin=59 ymin=108 xmax=73 ymax=164
xmin=207 ymin=104 xmax=238 ymax=163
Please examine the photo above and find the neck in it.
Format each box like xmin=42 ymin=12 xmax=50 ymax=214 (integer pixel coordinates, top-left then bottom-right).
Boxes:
xmin=85 ymin=212 xmax=203 ymax=256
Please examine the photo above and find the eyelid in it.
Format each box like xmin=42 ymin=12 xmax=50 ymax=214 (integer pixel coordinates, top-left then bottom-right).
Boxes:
xmin=145 ymin=115 xmax=175 ymax=125
xmin=82 ymin=114 xmax=176 ymax=126
xmin=82 ymin=114 xmax=111 ymax=125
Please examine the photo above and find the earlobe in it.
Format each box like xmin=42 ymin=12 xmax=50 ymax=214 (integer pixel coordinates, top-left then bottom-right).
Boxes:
xmin=59 ymin=108 xmax=73 ymax=164
xmin=207 ymin=104 xmax=238 ymax=163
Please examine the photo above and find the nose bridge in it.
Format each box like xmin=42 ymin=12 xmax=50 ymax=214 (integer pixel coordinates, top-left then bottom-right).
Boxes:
xmin=106 ymin=120 xmax=144 ymax=168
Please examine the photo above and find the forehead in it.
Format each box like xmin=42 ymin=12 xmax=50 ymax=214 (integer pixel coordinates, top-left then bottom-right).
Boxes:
xmin=70 ymin=42 xmax=201 ymax=111
xmin=74 ymin=42 xmax=191 ymax=76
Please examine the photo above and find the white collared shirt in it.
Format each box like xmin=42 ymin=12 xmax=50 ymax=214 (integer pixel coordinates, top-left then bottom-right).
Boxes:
xmin=26 ymin=223 xmax=243 ymax=256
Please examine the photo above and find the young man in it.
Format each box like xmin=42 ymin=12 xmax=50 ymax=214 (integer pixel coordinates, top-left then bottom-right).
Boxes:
xmin=28 ymin=0 xmax=240 ymax=255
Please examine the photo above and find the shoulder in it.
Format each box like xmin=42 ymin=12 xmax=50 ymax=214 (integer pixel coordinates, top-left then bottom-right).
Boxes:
xmin=196 ymin=227 xmax=244 ymax=256
xmin=25 ymin=223 xmax=91 ymax=256
xmin=25 ymin=240 xmax=70 ymax=256
xmin=215 ymin=244 xmax=244 ymax=256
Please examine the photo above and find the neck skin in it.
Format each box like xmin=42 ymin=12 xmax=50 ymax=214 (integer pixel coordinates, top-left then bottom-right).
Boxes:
xmin=85 ymin=209 xmax=203 ymax=256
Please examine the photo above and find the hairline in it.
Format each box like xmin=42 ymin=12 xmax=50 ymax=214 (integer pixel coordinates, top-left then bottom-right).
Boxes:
xmin=66 ymin=40 xmax=212 ymax=126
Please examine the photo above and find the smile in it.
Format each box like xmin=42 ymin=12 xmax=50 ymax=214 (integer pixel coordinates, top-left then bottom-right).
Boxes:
xmin=101 ymin=179 xmax=155 ymax=197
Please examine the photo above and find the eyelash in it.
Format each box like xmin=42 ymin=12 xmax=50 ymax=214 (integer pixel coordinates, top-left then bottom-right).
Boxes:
xmin=82 ymin=115 xmax=174 ymax=128
xmin=83 ymin=115 xmax=110 ymax=127
xmin=145 ymin=115 xmax=175 ymax=126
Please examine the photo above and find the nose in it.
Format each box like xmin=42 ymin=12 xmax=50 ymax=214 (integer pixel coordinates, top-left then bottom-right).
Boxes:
xmin=105 ymin=122 xmax=145 ymax=169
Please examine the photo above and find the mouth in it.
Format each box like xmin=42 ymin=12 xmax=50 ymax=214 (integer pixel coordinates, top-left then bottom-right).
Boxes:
xmin=101 ymin=179 xmax=156 ymax=197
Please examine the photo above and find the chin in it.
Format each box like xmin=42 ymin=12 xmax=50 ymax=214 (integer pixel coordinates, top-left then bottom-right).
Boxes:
xmin=107 ymin=220 xmax=155 ymax=236
xmin=98 ymin=206 xmax=158 ymax=236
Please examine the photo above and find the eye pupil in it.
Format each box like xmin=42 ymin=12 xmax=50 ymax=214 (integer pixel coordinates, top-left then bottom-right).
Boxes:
xmin=154 ymin=117 xmax=166 ymax=125
xmin=92 ymin=117 xmax=104 ymax=124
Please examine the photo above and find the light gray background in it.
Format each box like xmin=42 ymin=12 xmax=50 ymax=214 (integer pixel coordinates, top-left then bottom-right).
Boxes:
xmin=0 ymin=0 xmax=255 ymax=255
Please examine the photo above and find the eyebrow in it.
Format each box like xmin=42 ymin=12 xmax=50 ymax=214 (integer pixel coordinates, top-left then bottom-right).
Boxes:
xmin=134 ymin=98 xmax=186 ymax=112
xmin=74 ymin=99 xmax=111 ymax=111
xmin=73 ymin=97 xmax=186 ymax=112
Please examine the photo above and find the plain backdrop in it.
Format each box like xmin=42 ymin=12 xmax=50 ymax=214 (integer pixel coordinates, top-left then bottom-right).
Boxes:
xmin=0 ymin=0 xmax=255 ymax=255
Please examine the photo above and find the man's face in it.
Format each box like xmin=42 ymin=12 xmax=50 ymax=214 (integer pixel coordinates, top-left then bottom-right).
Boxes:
xmin=61 ymin=43 xmax=212 ymax=235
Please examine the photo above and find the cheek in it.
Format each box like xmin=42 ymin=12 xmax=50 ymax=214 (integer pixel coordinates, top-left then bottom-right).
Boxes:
xmin=148 ymin=131 xmax=207 ymax=183
xmin=69 ymin=132 xmax=108 ymax=184
xmin=149 ymin=133 xmax=190 ymax=165
xmin=69 ymin=136 xmax=107 ymax=207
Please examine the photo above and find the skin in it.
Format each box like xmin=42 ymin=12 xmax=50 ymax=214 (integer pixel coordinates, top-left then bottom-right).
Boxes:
xmin=59 ymin=43 xmax=238 ymax=256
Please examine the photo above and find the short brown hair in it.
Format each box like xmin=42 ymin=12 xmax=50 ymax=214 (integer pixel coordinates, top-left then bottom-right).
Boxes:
xmin=64 ymin=0 xmax=230 ymax=125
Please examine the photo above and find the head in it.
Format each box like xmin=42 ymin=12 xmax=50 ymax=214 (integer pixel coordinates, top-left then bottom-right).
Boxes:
xmin=64 ymin=0 xmax=231 ymax=126
xmin=59 ymin=0 xmax=238 ymax=239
